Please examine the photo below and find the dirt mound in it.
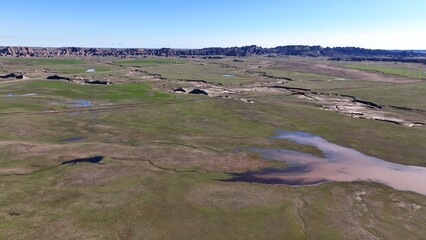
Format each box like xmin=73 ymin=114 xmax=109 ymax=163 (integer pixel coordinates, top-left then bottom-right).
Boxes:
xmin=46 ymin=75 xmax=71 ymax=81
xmin=83 ymin=80 xmax=111 ymax=85
xmin=173 ymin=87 xmax=186 ymax=93
xmin=0 ymin=73 xmax=27 ymax=79
xmin=188 ymin=89 xmax=208 ymax=95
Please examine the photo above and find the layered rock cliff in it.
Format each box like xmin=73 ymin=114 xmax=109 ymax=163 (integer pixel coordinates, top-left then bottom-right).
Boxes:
xmin=1 ymin=45 xmax=425 ymax=63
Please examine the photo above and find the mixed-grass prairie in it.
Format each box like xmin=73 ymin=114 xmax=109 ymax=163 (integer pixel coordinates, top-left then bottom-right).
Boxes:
xmin=346 ymin=64 xmax=426 ymax=79
xmin=0 ymin=56 xmax=425 ymax=239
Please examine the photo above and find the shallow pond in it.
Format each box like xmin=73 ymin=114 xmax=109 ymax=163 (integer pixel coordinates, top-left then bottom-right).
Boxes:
xmin=221 ymin=74 xmax=236 ymax=77
xmin=62 ymin=156 xmax=103 ymax=165
xmin=61 ymin=136 xmax=85 ymax=142
xmin=5 ymin=93 xmax=37 ymax=97
xmin=227 ymin=131 xmax=426 ymax=195
xmin=70 ymin=100 xmax=93 ymax=107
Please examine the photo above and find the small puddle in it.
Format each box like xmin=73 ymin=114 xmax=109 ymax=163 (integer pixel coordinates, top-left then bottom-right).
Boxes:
xmin=221 ymin=74 xmax=236 ymax=77
xmin=86 ymin=69 xmax=96 ymax=73
xmin=226 ymin=131 xmax=426 ymax=195
xmin=61 ymin=156 xmax=103 ymax=165
xmin=70 ymin=100 xmax=93 ymax=107
xmin=61 ymin=136 xmax=85 ymax=142
xmin=5 ymin=93 xmax=37 ymax=97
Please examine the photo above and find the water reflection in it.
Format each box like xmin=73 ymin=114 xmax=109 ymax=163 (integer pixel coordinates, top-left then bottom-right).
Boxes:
xmin=70 ymin=100 xmax=93 ymax=107
xmin=61 ymin=156 xmax=103 ymax=165
xmin=227 ymin=131 xmax=426 ymax=195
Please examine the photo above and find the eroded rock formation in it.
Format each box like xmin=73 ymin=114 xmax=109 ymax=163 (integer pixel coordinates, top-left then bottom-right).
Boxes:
xmin=1 ymin=45 xmax=425 ymax=63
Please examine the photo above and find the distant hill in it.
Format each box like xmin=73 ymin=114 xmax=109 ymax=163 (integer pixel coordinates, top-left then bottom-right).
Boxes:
xmin=412 ymin=50 xmax=426 ymax=54
xmin=1 ymin=45 xmax=425 ymax=64
xmin=388 ymin=50 xmax=426 ymax=54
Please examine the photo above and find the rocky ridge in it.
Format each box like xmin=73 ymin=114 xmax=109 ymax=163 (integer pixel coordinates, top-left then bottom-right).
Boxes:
xmin=1 ymin=45 xmax=425 ymax=63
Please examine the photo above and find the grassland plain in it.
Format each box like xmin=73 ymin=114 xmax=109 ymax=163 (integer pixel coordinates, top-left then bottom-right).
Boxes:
xmin=334 ymin=81 xmax=426 ymax=111
xmin=0 ymin=56 xmax=425 ymax=239
xmin=0 ymin=58 xmax=84 ymax=65
xmin=346 ymin=64 xmax=426 ymax=79
xmin=138 ymin=62 xmax=255 ymax=85
xmin=113 ymin=59 xmax=185 ymax=65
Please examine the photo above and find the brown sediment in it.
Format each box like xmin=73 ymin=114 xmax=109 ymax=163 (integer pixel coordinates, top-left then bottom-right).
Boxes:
xmin=226 ymin=131 xmax=426 ymax=195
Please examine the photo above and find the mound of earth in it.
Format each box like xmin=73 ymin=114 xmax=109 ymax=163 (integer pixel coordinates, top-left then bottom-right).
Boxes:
xmin=0 ymin=73 xmax=27 ymax=79
xmin=83 ymin=80 xmax=111 ymax=85
xmin=173 ymin=87 xmax=186 ymax=93
xmin=188 ymin=89 xmax=208 ymax=95
xmin=46 ymin=75 xmax=71 ymax=81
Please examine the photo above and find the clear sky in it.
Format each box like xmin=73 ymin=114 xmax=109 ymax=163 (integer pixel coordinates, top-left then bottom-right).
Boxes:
xmin=1 ymin=0 xmax=425 ymax=49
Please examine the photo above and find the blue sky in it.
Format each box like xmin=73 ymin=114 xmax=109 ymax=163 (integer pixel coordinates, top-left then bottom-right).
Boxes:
xmin=1 ymin=0 xmax=425 ymax=49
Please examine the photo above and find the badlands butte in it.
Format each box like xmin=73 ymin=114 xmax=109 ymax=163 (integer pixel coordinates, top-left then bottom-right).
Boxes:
xmin=0 ymin=45 xmax=425 ymax=239
xmin=2 ymin=45 xmax=426 ymax=63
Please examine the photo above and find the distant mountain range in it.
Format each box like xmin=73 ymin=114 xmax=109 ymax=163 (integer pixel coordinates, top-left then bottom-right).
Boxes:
xmin=1 ymin=45 xmax=425 ymax=63
xmin=411 ymin=50 xmax=426 ymax=54
xmin=388 ymin=50 xmax=426 ymax=54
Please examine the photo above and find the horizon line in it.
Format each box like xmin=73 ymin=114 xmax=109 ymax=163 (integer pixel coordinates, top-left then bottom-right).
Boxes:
xmin=2 ymin=44 xmax=426 ymax=51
